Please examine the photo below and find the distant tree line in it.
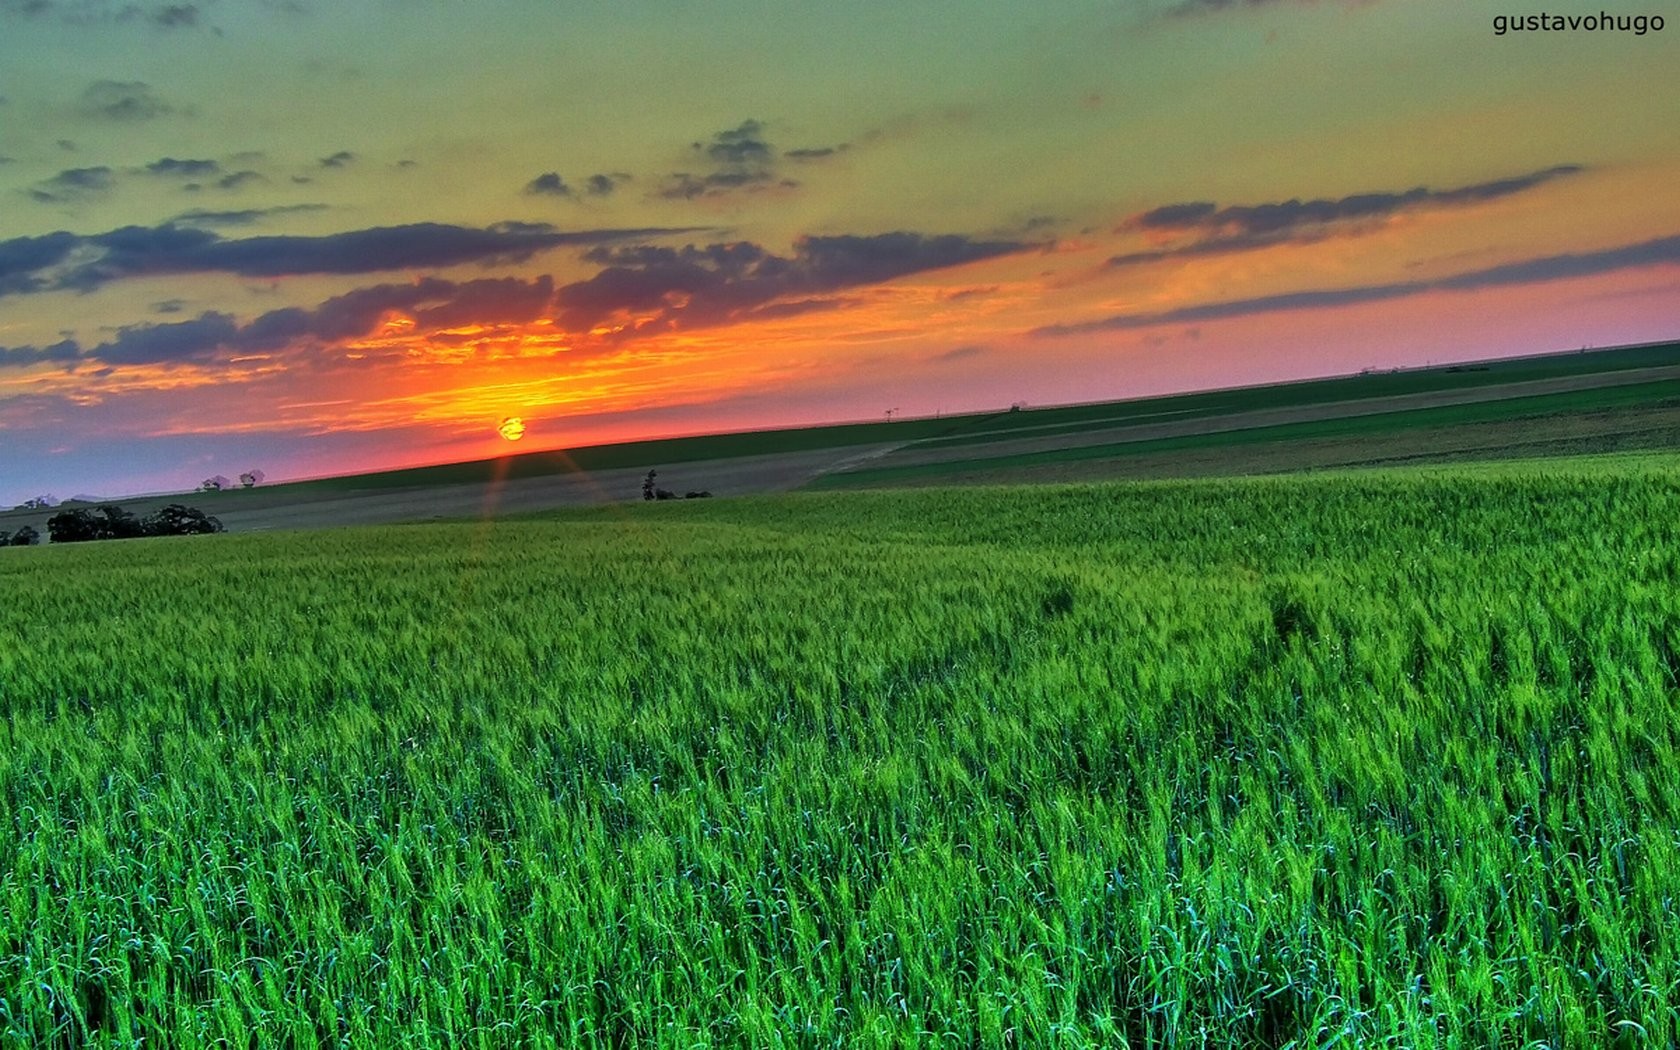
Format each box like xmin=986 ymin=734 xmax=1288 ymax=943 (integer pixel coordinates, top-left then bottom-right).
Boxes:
xmin=44 ymin=504 xmax=224 ymax=544
xmin=201 ymin=470 xmax=264 ymax=492
xmin=0 ymin=525 xmax=40 ymax=546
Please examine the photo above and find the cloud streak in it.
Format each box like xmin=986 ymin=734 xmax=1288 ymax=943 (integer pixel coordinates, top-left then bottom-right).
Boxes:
xmin=559 ymin=231 xmax=1031 ymax=334
xmin=0 ymin=220 xmax=705 ymax=296
xmin=0 ymin=274 xmax=560 ymax=369
xmin=1166 ymin=0 xmax=1375 ymax=16
xmin=28 ymin=166 xmax=115 ymax=202
xmin=78 ymin=79 xmax=173 ymax=121
xmin=1037 ymin=231 xmax=1680 ymax=335
xmin=146 ymin=157 xmax=220 ymax=177
xmin=1110 ymin=165 xmax=1585 ymax=267
xmin=2 ymin=0 xmax=207 ymax=28
xmin=168 ymin=203 xmax=328 ymax=227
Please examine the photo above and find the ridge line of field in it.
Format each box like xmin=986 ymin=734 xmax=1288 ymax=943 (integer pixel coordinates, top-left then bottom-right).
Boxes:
xmin=873 ymin=364 xmax=1680 ymax=467
xmin=811 ymin=377 xmax=1680 ymax=488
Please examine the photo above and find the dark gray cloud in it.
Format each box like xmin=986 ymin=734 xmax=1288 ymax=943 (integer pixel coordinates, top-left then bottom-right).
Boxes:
xmin=658 ymin=119 xmax=813 ymax=200
xmin=0 ymin=220 xmax=705 ymax=296
xmin=169 ymin=203 xmax=327 ymax=227
xmin=0 ymin=231 xmax=80 ymax=295
xmin=318 ymin=150 xmax=355 ymax=168
xmin=92 ymin=311 xmax=241 ymax=365
xmin=747 ymin=296 xmax=857 ymax=320
xmin=1038 ymin=231 xmax=1680 ymax=335
xmin=215 ymin=170 xmax=264 ymax=191
xmin=151 ymin=3 xmax=197 ymax=26
xmin=0 ymin=274 xmax=562 ymax=369
xmin=78 ymin=79 xmax=172 ymax=121
xmin=585 ymin=172 xmax=630 ymax=196
xmin=1110 ymin=165 xmax=1585 ymax=267
xmin=145 ymin=156 xmax=219 ymax=177
xmin=0 ymin=338 xmax=79 ymax=368
xmin=0 ymin=227 xmax=1030 ymax=369
xmin=2 ymin=0 xmax=207 ymax=27
xmin=559 ymin=231 xmax=1029 ymax=335
xmin=235 ymin=276 xmax=556 ymax=351
xmin=525 ymin=172 xmax=571 ymax=197
xmin=658 ymin=170 xmax=785 ymax=200
xmin=28 ymin=165 xmax=115 ymax=202
xmin=785 ymin=145 xmax=847 ymax=160
xmin=1167 ymin=0 xmax=1373 ymax=14
xmin=698 ymin=120 xmax=771 ymax=165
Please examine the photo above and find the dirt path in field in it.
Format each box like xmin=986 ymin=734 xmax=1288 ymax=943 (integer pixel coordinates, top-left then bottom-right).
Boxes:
xmin=852 ymin=364 xmax=1680 ymax=472
xmin=0 ymin=443 xmax=905 ymax=536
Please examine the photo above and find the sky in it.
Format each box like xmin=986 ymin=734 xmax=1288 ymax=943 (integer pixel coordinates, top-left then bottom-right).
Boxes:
xmin=2 ymin=0 xmax=1678 ymax=503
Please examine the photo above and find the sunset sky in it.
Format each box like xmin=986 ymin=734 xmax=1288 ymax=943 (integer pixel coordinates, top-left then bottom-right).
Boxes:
xmin=2 ymin=0 xmax=1678 ymax=503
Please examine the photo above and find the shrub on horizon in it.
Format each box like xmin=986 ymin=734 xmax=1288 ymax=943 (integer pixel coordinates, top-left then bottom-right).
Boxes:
xmin=47 ymin=503 xmax=224 ymax=543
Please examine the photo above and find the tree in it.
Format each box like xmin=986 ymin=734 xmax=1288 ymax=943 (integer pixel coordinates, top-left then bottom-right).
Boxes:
xmin=9 ymin=525 xmax=39 ymax=546
xmin=47 ymin=508 xmax=102 ymax=543
xmin=95 ymin=505 xmax=146 ymax=540
xmin=47 ymin=503 xmax=222 ymax=542
xmin=240 ymin=469 xmax=265 ymax=488
xmin=143 ymin=504 xmax=224 ymax=536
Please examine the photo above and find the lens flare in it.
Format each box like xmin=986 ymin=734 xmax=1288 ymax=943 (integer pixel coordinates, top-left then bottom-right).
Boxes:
xmin=497 ymin=416 xmax=526 ymax=441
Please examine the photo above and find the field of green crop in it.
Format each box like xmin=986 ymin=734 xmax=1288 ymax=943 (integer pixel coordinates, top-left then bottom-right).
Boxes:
xmin=4 ymin=455 xmax=1680 ymax=1047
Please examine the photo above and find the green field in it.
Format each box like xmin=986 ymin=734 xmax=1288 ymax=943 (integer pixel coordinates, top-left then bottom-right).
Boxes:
xmin=816 ymin=378 xmax=1680 ymax=488
xmin=5 ymin=455 xmax=1680 ymax=1046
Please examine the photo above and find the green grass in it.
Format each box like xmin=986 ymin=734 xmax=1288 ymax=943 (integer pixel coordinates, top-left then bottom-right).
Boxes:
xmin=893 ymin=339 xmax=1680 ymax=449
xmin=4 ymin=457 xmax=1680 ymax=1046
xmin=816 ymin=377 xmax=1680 ymax=488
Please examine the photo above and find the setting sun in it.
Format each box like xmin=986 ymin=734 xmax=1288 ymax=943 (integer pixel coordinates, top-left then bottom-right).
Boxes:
xmin=497 ymin=417 xmax=526 ymax=441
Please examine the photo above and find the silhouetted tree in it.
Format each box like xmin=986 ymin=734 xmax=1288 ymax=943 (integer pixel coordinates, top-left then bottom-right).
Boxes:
xmin=9 ymin=525 xmax=39 ymax=546
xmin=643 ymin=469 xmax=677 ymax=500
xmin=143 ymin=504 xmax=224 ymax=536
xmin=48 ymin=503 xmax=222 ymax=542
xmin=96 ymin=505 xmax=146 ymax=539
xmin=47 ymin=508 xmax=103 ymax=543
